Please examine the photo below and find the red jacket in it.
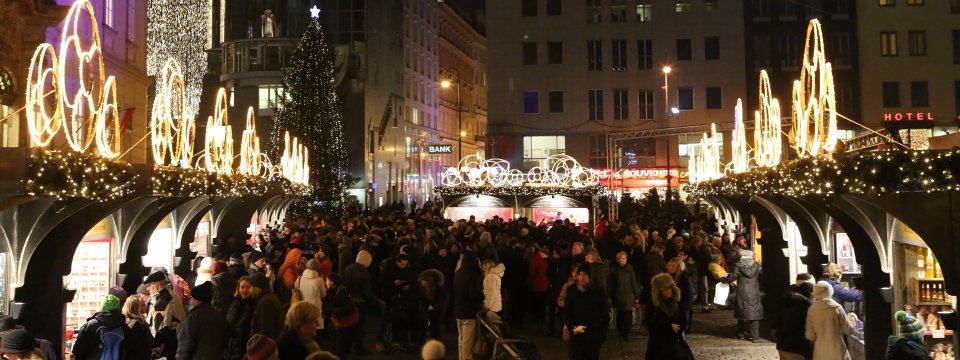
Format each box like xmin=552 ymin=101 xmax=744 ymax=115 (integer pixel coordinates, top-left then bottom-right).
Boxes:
xmin=528 ymin=254 xmax=549 ymax=292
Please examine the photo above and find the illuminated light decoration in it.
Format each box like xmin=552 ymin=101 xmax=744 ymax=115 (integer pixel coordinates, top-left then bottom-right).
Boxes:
xmin=238 ymin=107 xmax=274 ymax=177
xmin=790 ymin=19 xmax=838 ymax=158
xmin=441 ymin=154 xmax=599 ymax=188
xmin=24 ymin=0 xmax=122 ymax=158
xmin=754 ymin=70 xmax=783 ymax=167
xmin=199 ymin=88 xmax=234 ymax=174
xmin=150 ymin=58 xmax=196 ymax=168
xmin=726 ymin=99 xmax=750 ymax=174
xmin=25 ymin=150 xmax=137 ymax=201
xmin=280 ymin=132 xmax=310 ymax=185
xmin=689 ymin=123 xmax=723 ymax=183
xmin=147 ymin=0 xmax=208 ymax=117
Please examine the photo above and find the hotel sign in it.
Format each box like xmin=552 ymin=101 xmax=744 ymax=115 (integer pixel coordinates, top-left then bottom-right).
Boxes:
xmin=883 ymin=112 xmax=935 ymax=129
xmin=428 ymin=144 xmax=453 ymax=154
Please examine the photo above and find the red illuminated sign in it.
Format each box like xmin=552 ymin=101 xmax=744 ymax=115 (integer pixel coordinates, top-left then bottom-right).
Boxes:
xmin=883 ymin=112 xmax=935 ymax=129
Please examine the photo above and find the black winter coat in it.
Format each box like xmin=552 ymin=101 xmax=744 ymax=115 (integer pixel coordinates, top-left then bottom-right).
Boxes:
xmin=454 ymin=251 xmax=484 ymax=319
xmin=645 ymin=303 xmax=693 ymax=360
xmin=224 ymin=296 xmax=256 ymax=360
xmin=775 ymin=292 xmax=812 ymax=358
xmin=72 ymin=311 xmax=128 ymax=360
xmin=610 ymin=263 xmax=641 ymax=310
xmin=563 ymin=284 xmax=610 ymax=343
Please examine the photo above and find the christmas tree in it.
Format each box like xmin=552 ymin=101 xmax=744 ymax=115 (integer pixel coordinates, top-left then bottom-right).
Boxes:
xmin=273 ymin=20 xmax=352 ymax=218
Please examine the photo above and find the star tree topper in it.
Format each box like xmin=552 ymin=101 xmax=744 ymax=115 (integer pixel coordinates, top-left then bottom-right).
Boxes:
xmin=309 ymin=5 xmax=321 ymax=19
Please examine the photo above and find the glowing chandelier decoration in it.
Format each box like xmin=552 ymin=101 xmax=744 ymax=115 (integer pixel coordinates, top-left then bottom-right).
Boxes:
xmin=726 ymin=99 xmax=750 ymax=174
xmin=791 ymin=19 xmax=838 ymax=158
xmin=150 ymin=58 xmax=196 ymax=168
xmin=199 ymin=88 xmax=234 ymax=174
xmin=755 ymin=70 xmax=783 ymax=167
xmin=280 ymin=131 xmax=310 ymax=185
xmin=440 ymin=154 xmax=599 ymax=188
xmin=147 ymin=0 xmax=209 ymax=117
xmin=238 ymin=107 xmax=275 ymax=177
xmin=25 ymin=0 xmax=123 ymax=159
xmin=689 ymin=123 xmax=723 ymax=183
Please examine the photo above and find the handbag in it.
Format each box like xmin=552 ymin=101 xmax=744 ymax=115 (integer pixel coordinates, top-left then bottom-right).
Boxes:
xmin=331 ymin=288 xmax=360 ymax=329
xmin=713 ymin=282 xmax=730 ymax=305
xmin=290 ymin=276 xmax=303 ymax=306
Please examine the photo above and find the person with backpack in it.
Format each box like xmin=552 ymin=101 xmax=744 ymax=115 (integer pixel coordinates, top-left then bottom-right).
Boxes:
xmin=176 ymin=282 xmax=228 ymax=359
xmin=71 ymin=294 xmax=128 ymax=360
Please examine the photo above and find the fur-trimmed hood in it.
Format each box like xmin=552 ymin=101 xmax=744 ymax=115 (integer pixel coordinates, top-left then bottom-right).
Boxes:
xmin=418 ymin=268 xmax=445 ymax=288
xmin=651 ymin=272 xmax=681 ymax=315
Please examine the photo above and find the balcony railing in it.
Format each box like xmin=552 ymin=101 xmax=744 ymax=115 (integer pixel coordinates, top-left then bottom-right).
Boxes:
xmin=221 ymin=37 xmax=299 ymax=76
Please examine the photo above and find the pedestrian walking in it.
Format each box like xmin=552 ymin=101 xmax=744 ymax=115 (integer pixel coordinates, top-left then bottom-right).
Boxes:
xmin=806 ymin=281 xmax=853 ymax=360
xmin=773 ymin=281 xmax=813 ymax=360
xmin=482 ymin=259 xmax=505 ymax=314
xmin=734 ymin=250 xmax=763 ymax=342
xmin=225 ymin=276 xmax=257 ymax=360
xmin=121 ymin=295 xmax=153 ymax=360
xmin=144 ymin=271 xmax=186 ymax=358
xmin=276 ymin=302 xmax=323 ymax=360
xmin=564 ymin=266 xmax=610 ymax=360
xmin=325 ymin=273 xmax=359 ymax=360
xmin=646 ymin=273 xmax=694 ymax=360
xmin=71 ymin=294 xmax=128 ymax=360
xmin=611 ymin=251 xmax=641 ymax=341
xmin=176 ymin=281 xmax=228 ymax=359
xmin=298 ymin=259 xmax=328 ymax=337
xmin=454 ymin=250 xmax=483 ymax=360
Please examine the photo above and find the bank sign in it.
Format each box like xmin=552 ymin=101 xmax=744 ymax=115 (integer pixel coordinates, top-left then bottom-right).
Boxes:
xmin=428 ymin=144 xmax=453 ymax=154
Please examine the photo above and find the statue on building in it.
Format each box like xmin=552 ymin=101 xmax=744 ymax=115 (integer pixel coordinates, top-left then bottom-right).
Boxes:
xmin=261 ymin=9 xmax=278 ymax=38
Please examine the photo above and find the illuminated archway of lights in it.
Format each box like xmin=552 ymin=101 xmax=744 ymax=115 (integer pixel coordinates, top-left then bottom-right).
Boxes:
xmin=151 ymin=58 xmax=196 ymax=168
xmin=755 ymin=70 xmax=783 ymax=167
xmin=726 ymin=99 xmax=750 ymax=174
xmin=238 ymin=107 xmax=272 ymax=177
xmin=280 ymin=131 xmax=310 ymax=185
xmin=791 ymin=19 xmax=838 ymax=158
xmin=689 ymin=124 xmax=723 ymax=183
xmin=25 ymin=0 xmax=122 ymax=159
xmin=199 ymin=88 xmax=234 ymax=174
xmin=440 ymin=154 xmax=599 ymax=188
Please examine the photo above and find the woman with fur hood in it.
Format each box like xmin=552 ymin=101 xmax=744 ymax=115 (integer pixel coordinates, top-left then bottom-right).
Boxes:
xmin=418 ymin=269 xmax=448 ymax=340
xmin=646 ymin=273 xmax=694 ymax=360
xmin=482 ymin=259 xmax=505 ymax=314
xmin=805 ymin=281 xmax=854 ymax=360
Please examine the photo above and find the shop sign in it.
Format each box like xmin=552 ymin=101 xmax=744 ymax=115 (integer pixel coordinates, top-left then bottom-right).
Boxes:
xmin=592 ymin=168 xmax=689 ymax=180
xmin=883 ymin=112 xmax=935 ymax=129
xmin=428 ymin=144 xmax=453 ymax=154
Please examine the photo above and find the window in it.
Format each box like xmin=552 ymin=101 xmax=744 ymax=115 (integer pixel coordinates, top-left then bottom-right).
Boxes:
xmin=523 ymin=42 xmax=538 ymax=65
xmin=586 ymin=0 xmax=602 ymax=23
xmin=638 ymin=90 xmax=655 ymax=119
xmin=588 ymin=90 xmax=604 ymax=120
xmin=831 ymin=33 xmax=851 ymax=65
xmin=523 ymin=136 xmax=566 ymax=168
xmin=677 ymin=87 xmax=694 ymax=110
xmin=704 ymin=37 xmax=720 ymax=60
xmin=754 ymin=35 xmax=771 ymax=68
xmin=782 ymin=1 xmax=797 ymax=17
xmin=837 ymin=87 xmax=854 ymax=115
xmin=879 ymin=0 xmax=895 ymax=5
xmin=909 ymin=31 xmax=926 ymax=56
xmin=589 ymin=135 xmax=608 ymax=168
xmin=522 ymin=0 xmax=537 ymax=16
xmin=549 ymin=91 xmax=564 ymax=112
xmin=881 ymin=32 xmax=898 ymax=56
xmin=882 ymin=81 xmax=900 ymax=108
xmin=637 ymin=39 xmax=653 ymax=69
xmin=547 ymin=42 xmax=563 ymax=64
xmin=587 ymin=40 xmax=602 ymax=71
xmin=636 ymin=1 xmax=652 ymax=21
xmin=675 ymin=1 xmax=691 ymax=12
xmin=906 ymin=0 xmax=923 ymax=5
xmin=612 ymin=40 xmax=627 ymax=71
xmin=613 ymin=88 xmax=629 ymax=120
xmin=911 ymin=81 xmax=929 ymax=107
xmin=780 ymin=35 xmax=799 ymax=67
xmin=677 ymin=39 xmax=692 ymax=61
xmin=706 ymin=87 xmax=722 ymax=109
xmin=833 ymin=0 xmax=850 ymax=16
xmin=752 ymin=0 xmax=770 ymax=17
xmin=611 ymin=0 xmax=627 ymax=22
xmin=954 ymin=30 xmax=960 ymax=64
xmin=547 ymin=0 xmax=562 ymax=15
xmin=705 ymin=0 xmax=718 ymax=11
xmin=258 ymin=85 xmax=285 ymax=109
xmin=104 ymin=0 xmax=114 ymax=27
xmin=524 ymin=91 xmax=540 ymax=113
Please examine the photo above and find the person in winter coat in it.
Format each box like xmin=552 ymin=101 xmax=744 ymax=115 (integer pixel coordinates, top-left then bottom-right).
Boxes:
xmin=482 ymin=259 xmax=505 ymax=314
xmin=454 ymin=251 xmax=484 ymax=360
xmin=71 ymin=295 xmax=128 ymax=360
xmin=887 ymin=311 xmax=930 ymax=360
xmin=325 ymin=273 xmax=359 ymax=360
xmin=646 ymin=273 xmax=694 ymax=360
xmin=225 ymin=276 xmax=258 ymax=360
xmin=298 ymin=259 xmax=328 ymax=334
xmin=611 ymin=251 xmax=641 ymax=341
xmin=249 ymin=273 xmax=285 ymax=340
xmin=734 ymin=250 xmax=763 ymax=342
xmin=212 ymin=260 xmax=237 ymax=312
xmin=806 ymin=281 xmax=853 ymax=360
xmin=527 ymin=247 xmax=549 ymax=324
xmin=176 ymin=282 xmax=228 ymax=359
xmin=418 ymin=269 xmax=448 ymax=340
xmin=773 ymin=282 xmax=813 ymax=360
xmin=0 ymin=329 xmax=47 ymax=360
xmin=143 ymin=271 xmax=186 ymax=359
xmin=823 ymin=263 xmax=863 ymax=305
xmin=342 ymin=249 xmax=381 ymax=355
xmin=564 ymin=265 xmax=611 ymax=360
xmin=276 ymin=302 xmax=323 ymax=360
xmin=121 ymin=295 xmax=154 ymax=360
xmin=667 ymin=257 xmax=694 ymax=332
xmin=276 ymin=248 xmax=304 ymax=304
xmin=313 ymin=246 xmax=335 ymax=279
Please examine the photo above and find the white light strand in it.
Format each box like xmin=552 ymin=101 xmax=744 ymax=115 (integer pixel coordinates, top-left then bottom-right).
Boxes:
xmin=200 ymin=88 xmax=233 ymax=174
xmin=146 ymin=0 xmax=208 ymax=117
xmin=280 ymin=131 xmax=310 ymax=185
xmin=791 ymin=19 xmax=838 ymax=158
xmin=440 ymin=154 xmax=599 ymax=188
xmin=726 ymin=99 xmax=750 ymax=174
xmin=150 ymin=58 xmax=196 ymax=168
xmin=754 ymin=70 xmax=783 ymax=167
xmin=689 ymin=123 xmax=723 ymax=183
xmin=25 ymin=0 xmax=123 ymax=159
xmin=238 ymin=107 xmax=269 ymax=176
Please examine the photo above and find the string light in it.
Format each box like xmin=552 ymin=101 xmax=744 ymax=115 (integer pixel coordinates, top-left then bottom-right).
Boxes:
xmin=726 ymin=99 xmax=749 ymax=174
xmin=147 ymin=0 xmax=208 ymax=117
xmin=754 ymin=70 xmax=783 ymax=167
xmin=440 ymin=154 xmax=600 ymax=188
xmin=151 ymin=58 xmax=196 ymax=168
xmin=790 ymin=19 xmax=838 ymax=158
xmin=689 ymin=124 xmax=723 ymax=183
xmin=200 ymin=88 xmax=233 ymax=174
xmin=280 ymin=131 xmax=310 ymax=185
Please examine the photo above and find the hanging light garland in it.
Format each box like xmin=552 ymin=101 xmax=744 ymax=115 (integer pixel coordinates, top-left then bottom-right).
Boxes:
xmin=440 ymin=154 xmax=599 ymax=188
xmin=790 ymin=19 xmax=838 ymax=158
xmin=689 ymin=124 xmax=723 ymax=183
xmin=25 ymin=150 xmax=137 ymax=201
xmin=754 ymin=70 xmax=783 ymax=167
xmin=726 ymin=99 xmax=750 ymax=174
xmin=280 ymin=131 xmax=310 ymax=185
xmin=199 ymin=88 xmax=234 ymax=174
xmin=147 ymin=0 xmax=208 ymax=117
xmin=151 ymin=58 xmax=196 ymax=168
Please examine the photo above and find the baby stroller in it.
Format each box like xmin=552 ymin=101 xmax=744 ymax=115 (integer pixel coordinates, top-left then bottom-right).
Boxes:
xmin=475 ymin=311 xmax=541 ymax=360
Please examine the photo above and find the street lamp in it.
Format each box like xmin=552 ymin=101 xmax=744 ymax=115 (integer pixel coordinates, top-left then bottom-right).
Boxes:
xmin=441 ymin=67 xmax=463 ymax=161
xmin=662 ymin=65 xmax=673 ymax=196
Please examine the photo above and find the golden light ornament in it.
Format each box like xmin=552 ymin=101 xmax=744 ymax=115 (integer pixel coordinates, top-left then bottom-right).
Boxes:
xmin=726 ymin=99 xmax=750 ymax=174
xmin=202 ymin=88 xmax=233 ymax=174
xmin=689 ymin=123 xmax=723 ymax=183
xmin=280 ymin=131 xmax=310 ymax=185
xmin=25 ymin=0 xmax=123 ymax=158
xmin=754 ymin=70 xmax=783 ymax=167
xmin=790 ymin=19 xmax=838 ymax=158
xmin=151 ymin=58 xmax=196 ymax=167
xmin=238 ymin=107 xmax=265 ymax=176
xmin=440 ymin=154 xmax=598 ymax=188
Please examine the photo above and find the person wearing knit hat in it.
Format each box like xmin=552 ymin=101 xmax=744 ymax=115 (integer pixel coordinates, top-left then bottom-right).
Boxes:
xmin=564 ymin=264 xmax=610 ymax=360
xmin=249 ymin=273 xmax=285 ymax=340
xmin=355 ymin=249 xmax=373 ymax=268
xmin=420 ymin=339 xmax=445 ymax=360
xmin=246 ymin=334 xmax=278 ymax=360
xmin=0 ymin=329 xmax=42 ymax=358
xmin=101 ymin=294 xmax=121 ymax=312
xmin=176 ymin=281 xmax=228 ymax=359
xmin=71 ymin=294 xmax=129 ymax=360
xmin=805 ymin=281 xmax=853 ymax=360
xmin=895 ymin=310 xmax=925 ymax=344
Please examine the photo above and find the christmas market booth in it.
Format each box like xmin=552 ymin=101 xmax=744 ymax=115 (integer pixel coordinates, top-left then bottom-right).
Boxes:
xmin=435 ymin=155 xmax=603 ymax=228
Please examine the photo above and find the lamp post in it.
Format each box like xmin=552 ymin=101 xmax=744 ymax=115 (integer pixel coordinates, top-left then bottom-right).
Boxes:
xmin=441 ymin=67 xmax=463 ymax=161
xmin=662 ymin=65 xmax=673 ymax=196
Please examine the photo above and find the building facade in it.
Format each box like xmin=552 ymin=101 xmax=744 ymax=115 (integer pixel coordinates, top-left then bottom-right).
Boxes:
xmin=486 ymin=0 xmax=746 ymax=191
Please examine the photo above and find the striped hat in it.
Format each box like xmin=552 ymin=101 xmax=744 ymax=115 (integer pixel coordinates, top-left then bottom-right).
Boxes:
xmin=895 ymin=311 xmax=925 ymax=344
xmin=246 ymin=334 xmax=277 ymax=360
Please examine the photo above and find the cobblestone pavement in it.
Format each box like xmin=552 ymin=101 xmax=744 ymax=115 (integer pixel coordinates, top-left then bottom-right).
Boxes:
xmin=360 ymin=307 xmax=779 ymax=359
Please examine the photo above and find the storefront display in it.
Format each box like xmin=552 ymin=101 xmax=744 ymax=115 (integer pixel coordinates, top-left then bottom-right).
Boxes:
xmin=901 ymin=243 xmax=955 ymax=357
xmin=64 ymin=238 xmax=111 ymax=331
xmin=145 ymin=216 xmax=176 ymax=271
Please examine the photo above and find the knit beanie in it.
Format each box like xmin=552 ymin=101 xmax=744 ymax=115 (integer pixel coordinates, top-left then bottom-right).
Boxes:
xmin=101 ymin=294 xmax=121 ymax=312
xmin=812 ymin=281 xmax=834 ymax=301
xmin=421 ymin=339 xmax=445 ymax=360
xmin=306 ymin=259 xmax=321 ymax=272
xmin=248 ymin=272 xmax=270 ymax=290
xmin=246 ymin=334 xmax=277 ymax=360
xmin=896 ymin=311 xmax=925 ymax=344
xmin=356 ymin=249 xmax=373 ymax=268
